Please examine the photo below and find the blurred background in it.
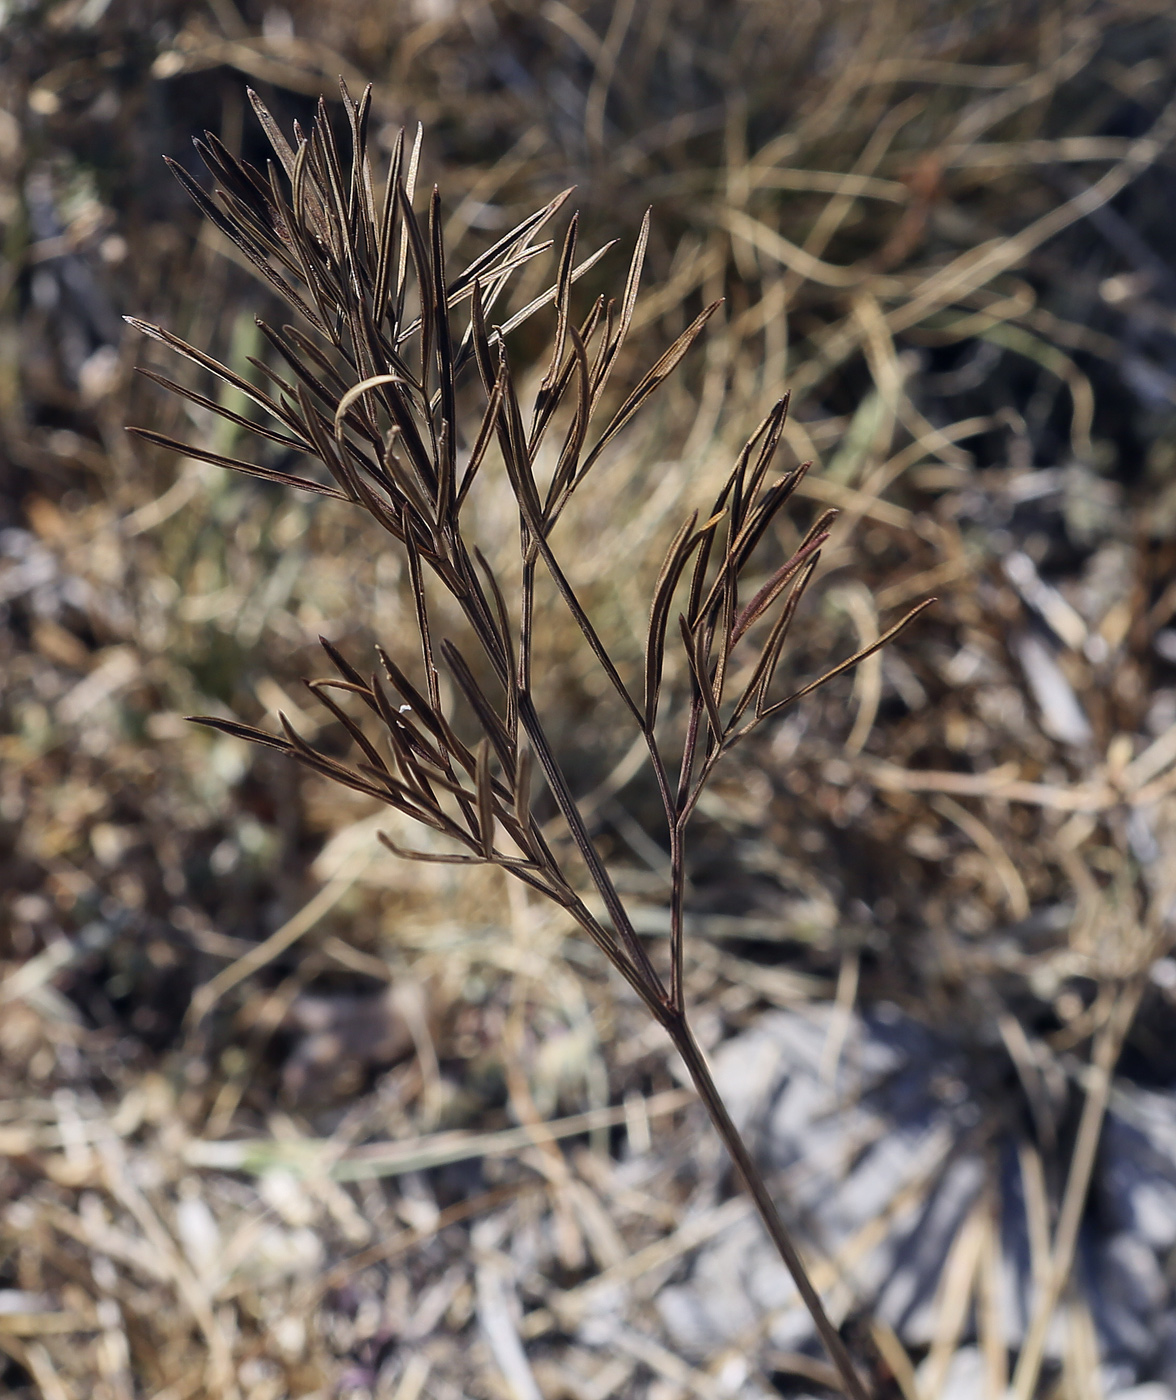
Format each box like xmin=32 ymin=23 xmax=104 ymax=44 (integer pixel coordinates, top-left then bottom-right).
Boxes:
xmin=5 ymin=2 xmax=1176 ymax=1398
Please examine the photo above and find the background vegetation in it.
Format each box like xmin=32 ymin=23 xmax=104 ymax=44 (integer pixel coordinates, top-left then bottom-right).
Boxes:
xmin=4 ymin=2 xmax=1176 ymax=1398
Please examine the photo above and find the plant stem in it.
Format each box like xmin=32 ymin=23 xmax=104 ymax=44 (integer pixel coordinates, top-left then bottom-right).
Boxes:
xmin=516 ymin=691 xmax=666 ymax=996
xmin=666 ymin=1012 xmax=872 ymax=1400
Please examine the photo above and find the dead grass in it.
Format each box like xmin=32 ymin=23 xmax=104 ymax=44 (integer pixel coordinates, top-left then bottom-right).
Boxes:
xmin=4 ymin=2 xmax=1176 ymax=1397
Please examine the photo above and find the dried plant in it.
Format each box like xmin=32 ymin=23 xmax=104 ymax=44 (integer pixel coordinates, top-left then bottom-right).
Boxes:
xmin=128 ymin=83 xmax=931 ymax=1399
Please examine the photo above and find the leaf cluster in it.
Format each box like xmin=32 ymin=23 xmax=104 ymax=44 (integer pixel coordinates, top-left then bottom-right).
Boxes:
xmin=129 ymin=82 xmax=927 ymax=1021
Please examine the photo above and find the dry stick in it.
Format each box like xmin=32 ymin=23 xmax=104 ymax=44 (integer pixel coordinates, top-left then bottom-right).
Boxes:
xmin=1 ymin=1339 xmax=70 ymax=1400
xmin=931 ymin=794 xmax=1029 ymax=922
xmin=668 ymin=1013 xmax=871 ymax=1400
xmin=1010 ymin=980 xmax=1145 ymax=1400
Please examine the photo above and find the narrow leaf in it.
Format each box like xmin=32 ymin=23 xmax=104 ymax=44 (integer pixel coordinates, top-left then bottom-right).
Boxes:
xmin=394 ymin=123 xmax=425 ymax=325
xmin=165 ymin=157 xmax=324 ymax=330
xmin=456 ymin=372 xmax=504 ymax=511
xmin=495 ymin=240 xmax=615 ymax=340
xmin=645 ymin=511 xmax=699 ymax=727
xmin=679 ymin=614 xmax=723 ymax=745
xmin=306 ymin=679 xmax=391 ymax=778
xmin=378 ymin=831 xmax=483 ymax=865
xmin=452 ymin=186 xmax=574 ymax=294
xmin=132 ymin=368 xmax=312 ymax=454
xmin=758 ymin=598 xmax=938 ymax=723
xmin=186 ymin=715 xmax=293 ymax=753
xmin=248 ymin=88 xmax=298 ymax=179
xmin=575 ymin=299 xmax=721 ymax=489
xmin=537 ymin=213 xmax=577 ymax=405
xmin=441 ymin=639 xmax=515 ymax=777
xmin=373 ymin=124 xmax=405 ymax=325
xmin=475 ymin=740 xmax=495 ymax=858
xmin=730 ymin=531 xmax=830 ymax=646
xmin=753 ymin=557 xmax=819 ymax=717
xmin=126 ymin=317 xmax=301 ymax=431
xmin=593 ymin=207 xmax=650 ymax=402
xmin=543 ymin=321 xmax=592 ymax=513
xmin=125 ymin=428 xmax=350 ymax=500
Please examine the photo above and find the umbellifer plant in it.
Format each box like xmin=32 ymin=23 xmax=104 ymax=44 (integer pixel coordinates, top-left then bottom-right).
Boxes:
xmin=128 ymin=83 xmax=930 ymax=1400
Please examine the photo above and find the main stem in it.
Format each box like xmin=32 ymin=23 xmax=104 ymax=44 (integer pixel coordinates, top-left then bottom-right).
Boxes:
xmin=666 ymin=1011 xmax=872 ymax=1400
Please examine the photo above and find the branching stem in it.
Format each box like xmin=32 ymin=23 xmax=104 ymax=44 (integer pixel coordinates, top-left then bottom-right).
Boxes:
xmin=128 ymin=89 xmax=942 ymax=1399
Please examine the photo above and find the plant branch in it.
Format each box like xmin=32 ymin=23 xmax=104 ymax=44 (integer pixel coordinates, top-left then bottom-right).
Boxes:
xmin=124 ymin=87 xmax=947 ymax=1397
xmin=665 ymin=1013 xmax=871 ymax=1400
